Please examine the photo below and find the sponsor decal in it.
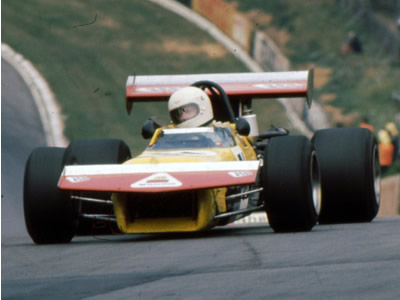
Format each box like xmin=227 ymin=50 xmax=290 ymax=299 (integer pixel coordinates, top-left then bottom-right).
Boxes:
xmin=228 ymin=171 xmax=253 ymax=178
xmin=66 ymin=176 xmax=90 ymax=183
xmin=131 ymin=173 xmax=182 ymax=188
xmin=231 ymin=146 xmax=245 ymax=161
xmin=253 ymin=83 xmax=304 ymax=89
xmin=136 ymin=87 xmax=179 ymax=93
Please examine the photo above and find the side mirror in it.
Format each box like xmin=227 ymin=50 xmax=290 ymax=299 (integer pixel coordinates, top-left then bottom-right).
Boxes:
xmin=235 ymin=118 xmax=250 ymax=136
xmin=141 ymin=120 xmax=158 ymax=139
xmin=141 ymin=116 xmax=166 ymax=139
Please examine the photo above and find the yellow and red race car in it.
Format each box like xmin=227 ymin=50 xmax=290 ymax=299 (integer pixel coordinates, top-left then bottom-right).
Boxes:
xmin=24 ymin=70 xmax=381 ymax=244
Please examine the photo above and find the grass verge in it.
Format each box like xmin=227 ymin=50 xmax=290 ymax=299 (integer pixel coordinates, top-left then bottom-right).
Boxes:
xmin=2 ymin=0 xmax=302 ymax=155
xmin=229 ymin=0 xmax=400 ymax=175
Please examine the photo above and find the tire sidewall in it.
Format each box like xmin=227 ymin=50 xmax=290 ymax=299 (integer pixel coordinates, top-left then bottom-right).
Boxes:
xmin=24 ymin=147 xmax=76 ymax=244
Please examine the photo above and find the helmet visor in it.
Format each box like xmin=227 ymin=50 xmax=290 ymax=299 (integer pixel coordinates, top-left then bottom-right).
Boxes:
xmin=170 ymin=103 xmax=200 ymax=125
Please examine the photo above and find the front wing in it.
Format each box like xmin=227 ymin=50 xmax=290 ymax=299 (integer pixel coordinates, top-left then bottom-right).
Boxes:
xmin=58 ymin=161 xmax=260 ymax=193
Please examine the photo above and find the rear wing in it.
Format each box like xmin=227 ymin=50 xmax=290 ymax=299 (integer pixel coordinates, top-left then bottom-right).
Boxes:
xmin=125 ymin=69 xmax=313 ymax=114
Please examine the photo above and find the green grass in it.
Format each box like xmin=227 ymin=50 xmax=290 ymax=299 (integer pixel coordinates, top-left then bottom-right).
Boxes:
xmin=228 ymin=0 xmax=400 ymax=175
xmin=230 ymin=0 xmax=400 ymax=128
xmin=8 ymin=0 xmax=398 ymax=160
xmin=2 ymin=0 xmax=295 ymax=155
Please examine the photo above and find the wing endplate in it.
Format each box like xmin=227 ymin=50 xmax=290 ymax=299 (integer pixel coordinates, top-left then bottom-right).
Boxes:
xmin=58 ymin=161 xmax=259 ymax=193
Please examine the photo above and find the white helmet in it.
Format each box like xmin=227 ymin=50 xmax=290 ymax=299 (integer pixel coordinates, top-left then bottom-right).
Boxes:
xmin=168 ymin=86 xmax=213 ymax=128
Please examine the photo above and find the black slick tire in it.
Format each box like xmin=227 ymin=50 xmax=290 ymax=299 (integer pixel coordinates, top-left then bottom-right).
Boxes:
xmin=312 ymin=128 xmax=380 ymax=224
xmin=63 ymin=139 xmax=131 ymax=166
xmin=24 ymin=147 xmax=77 ymax=244
xmin=63 ymin=139 xmax=131 ymax=235
xmin=263 ymin=136 xmax=320 ymax=233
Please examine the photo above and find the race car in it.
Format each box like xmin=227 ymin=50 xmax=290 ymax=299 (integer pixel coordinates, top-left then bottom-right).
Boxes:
xmin=23 ymin=69 xmax=381 ymax=244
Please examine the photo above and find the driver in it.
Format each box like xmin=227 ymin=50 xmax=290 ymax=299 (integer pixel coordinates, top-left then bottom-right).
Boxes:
xmin=168 ymin=86 xmax=214 ymax=128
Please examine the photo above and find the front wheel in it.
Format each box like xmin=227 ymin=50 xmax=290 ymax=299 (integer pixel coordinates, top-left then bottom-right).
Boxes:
xmin=262 ymin=136 xmax=321 ymax=233
xmin=63 ymin=139 xmax=131 ymax=235
xmin=24 ymin=147 xmax=77 ymax=244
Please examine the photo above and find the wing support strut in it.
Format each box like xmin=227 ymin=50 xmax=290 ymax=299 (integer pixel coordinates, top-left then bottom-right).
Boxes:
xmin=213 ymin=204 xmax=264 ymax=220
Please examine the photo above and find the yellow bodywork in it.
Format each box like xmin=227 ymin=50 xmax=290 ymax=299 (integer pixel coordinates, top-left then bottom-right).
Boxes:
xmin=112 ymin=124 xmax=257 ymax=233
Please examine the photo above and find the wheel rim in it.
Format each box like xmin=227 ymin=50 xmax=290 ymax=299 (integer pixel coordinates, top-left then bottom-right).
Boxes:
xmin=372 ymin=144 xmax=381 ymax=206
xmin=311 ymin=151 xmax=322 ymax=215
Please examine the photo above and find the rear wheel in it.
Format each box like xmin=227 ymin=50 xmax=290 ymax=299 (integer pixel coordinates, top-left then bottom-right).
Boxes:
xmin=263 ymin=136 xmax=321 ymax=232
xmin=63 ymin=139 xmax=131 ymax=235
xmin=24 ymin=147 xmax=77 ymax=244
xmin=312 ymin=128 xmax=380 ymax=224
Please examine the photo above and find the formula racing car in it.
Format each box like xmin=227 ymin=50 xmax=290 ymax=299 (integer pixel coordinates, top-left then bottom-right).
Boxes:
xmin=23 ymin=70 xmax=381 ymax=244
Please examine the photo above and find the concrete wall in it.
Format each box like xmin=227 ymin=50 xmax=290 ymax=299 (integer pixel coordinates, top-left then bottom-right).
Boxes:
xmin=379 ymin=175 xmax=400 ymax=216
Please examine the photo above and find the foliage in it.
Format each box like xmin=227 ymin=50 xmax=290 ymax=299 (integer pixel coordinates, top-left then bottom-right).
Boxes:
xmin=2 ymin=0 xmax=250 ymax=155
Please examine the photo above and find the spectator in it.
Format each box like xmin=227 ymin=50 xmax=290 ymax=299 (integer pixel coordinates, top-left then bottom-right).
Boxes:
xmin=340 ymin=31 xmax=363 ymax=55
xmin=347 ymin=32 xmax=363 ymax=53
xmin=359 ymin=116 xmax=374 ymax=132
xmin=378 ymin=129 xmax=394 ymax=174
xmin=385 ymin=122 xmax=399 ymax=162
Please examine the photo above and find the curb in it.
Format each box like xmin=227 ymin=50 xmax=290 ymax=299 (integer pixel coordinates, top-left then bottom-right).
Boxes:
xmin=1 ymin=43 xmax=68 ymax=147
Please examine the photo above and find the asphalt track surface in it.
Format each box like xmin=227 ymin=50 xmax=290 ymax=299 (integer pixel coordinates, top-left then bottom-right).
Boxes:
xmin=2 ymin=59 xmax=400 ymax=299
